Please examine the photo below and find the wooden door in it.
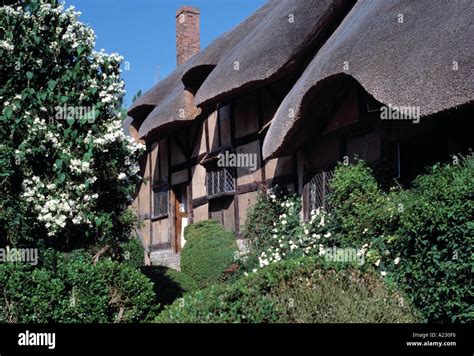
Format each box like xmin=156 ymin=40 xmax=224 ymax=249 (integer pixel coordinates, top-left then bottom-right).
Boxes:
xmin=173 ymin=185 xmax=188 ymax=252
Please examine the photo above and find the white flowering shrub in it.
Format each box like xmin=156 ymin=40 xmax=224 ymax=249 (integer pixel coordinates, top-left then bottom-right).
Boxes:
xmin=0 ymin=1 xmax=145 ymax=249
xmin=258 ymin=196 xmax=334 ymax=268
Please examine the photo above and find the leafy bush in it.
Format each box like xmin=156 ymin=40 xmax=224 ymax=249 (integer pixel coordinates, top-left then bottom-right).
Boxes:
xmin=241 ymin=187 xmax=282 ymax=253
xmin=390 ymin=155 xmax=473 ymax=322
xmin=327 ymin=159 xmax=394 ymax=246
xmin=0 ymin=251 xmax=159 ymax=323
xmin=180 ymin=220 xmax=238 ymax=289
xmin=140 ymin=266 xmax=198 ymax=307
xmin=328 ymin=155 xmax=473 ymax=322
xmin=0 ymin=1 xmax=144 ymax=249
xmin=241 ymin=186 xmax=336 ymax=271
xmin=156 ymin=257 xmax=419 ymax=323
xmin=183 ymin=219 xmax=224 ymax=242
xmin=120 ymin=236 xmax=145 ymax=269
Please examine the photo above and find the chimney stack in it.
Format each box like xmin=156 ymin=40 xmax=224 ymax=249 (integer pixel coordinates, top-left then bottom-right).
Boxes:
xmin=176 ymin=6 xmax=200 ymax=66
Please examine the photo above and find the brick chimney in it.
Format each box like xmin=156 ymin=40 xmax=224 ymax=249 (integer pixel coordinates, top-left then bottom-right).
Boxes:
xmin=176 ymin=6 xmax=200 ymax=66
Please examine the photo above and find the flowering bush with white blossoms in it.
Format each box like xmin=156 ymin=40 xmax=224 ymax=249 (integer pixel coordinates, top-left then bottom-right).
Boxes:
xmin=0 ymin=1 xmax=144 ymax=248
xmin=258 ymin=195 xmax=334 ymax=269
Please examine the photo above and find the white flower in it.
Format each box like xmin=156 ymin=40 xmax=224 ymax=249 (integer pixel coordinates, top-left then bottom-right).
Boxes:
xmin=0 ymin=40 xmax=14 ymax=51
xmin=118 ymin=172 xmax=127 ymax=180
xmin=72 ymin=215 xmax=83 ymax=225
xmin=318 ymin=216 xmax=325 ymax=227
xmin=318 ymin=244 xmax=326 ymax=256
xmin=380 ymin=271 xmax=387 ymax=277
xmin=394 ymin=257 xmax=400 ymax=265
xmin=374 ymin=258 xmax=381 ymax=267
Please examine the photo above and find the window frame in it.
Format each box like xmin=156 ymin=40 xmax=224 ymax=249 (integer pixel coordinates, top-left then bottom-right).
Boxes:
xmin=152 ymin=182 xmax=169 ymax=219
xmin=206 ymin=166 xmax=236 ymax=200
xmin=306 ymin=169 xmax=334 ymax=214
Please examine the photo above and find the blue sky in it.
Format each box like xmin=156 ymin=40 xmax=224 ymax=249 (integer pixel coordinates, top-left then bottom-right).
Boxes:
xmin=65 ymin=0 xmax=266 ymax=107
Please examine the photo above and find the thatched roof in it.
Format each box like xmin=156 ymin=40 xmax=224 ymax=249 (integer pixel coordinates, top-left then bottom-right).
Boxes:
xmin=128 ymin=62 xmax=201 ymax=140
xmin=127 ymin=0 xmax=354 ymax=140
xmin=127 ymin=1 xmax=276 ymax=140
xmin=262 ymin=0 xmax=474 ymax=159
xmin=194 ymin=0 xmax=354 ymax=107
xmin=181 ymin=0 xmax=276 ymax=89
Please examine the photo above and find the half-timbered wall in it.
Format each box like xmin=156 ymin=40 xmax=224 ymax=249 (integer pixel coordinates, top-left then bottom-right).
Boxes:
xmin=133 ymin=86 xmax=298 ymax=258
xmin=300 ymin=84 xmax=383 ymax=218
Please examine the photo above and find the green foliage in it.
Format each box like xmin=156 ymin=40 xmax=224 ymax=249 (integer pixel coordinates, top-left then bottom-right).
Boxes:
xmin=140 ymin=266 xmax=198 ymax=308
xmin=390 ymin=155 xmax=473 ymax=322
xmin=0 ymin=250 xmax=159 ymax=323
xmin=119 ymin=236 xmax=144 ymax=269
xmin=241 ymin=187 xmax=282 ymax=254
xmin=0 ymin=1 xmax=144 ymax=250
xmin=132 ymin=89 xmax=142 ymax=103
xmin=181 ymin=220 xmax=238 ymax=289
xmin=241 ymin=186 xmax=336 ymax=271
xmin=156 ymin=257 xmax=419 ymax=323
xmin=327 ymin=159 xmax=392 ymax=246
xmin=183 ymin=219 xmax=223 ymax=243
xmin=328 ymin=155 xmax=473 ymax=322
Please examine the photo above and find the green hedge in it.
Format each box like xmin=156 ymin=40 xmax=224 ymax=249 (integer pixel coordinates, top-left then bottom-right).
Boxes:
xmin=120 ymin=236 xmax=145 ymax=269
xmin=328 ymin=155 xmax=473 ymax=322
xmin=0 ymin=250 xmax=159 ymax=323
xmin=328 ymin=159 xmax=391 ymax=246
xmin=156 ymin=257 xmax=419 ymax=323
xmin=392 ymin=156 xmax=473 ymax=322
xmin=181 ymin=220 xmax=238 ymax=289
xmin=140 ymin=266 xmax=198 ymax=308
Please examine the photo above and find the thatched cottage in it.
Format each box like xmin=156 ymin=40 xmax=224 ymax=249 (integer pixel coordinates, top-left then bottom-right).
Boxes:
xmin=125 ymin=0 xmax=473 ymax=267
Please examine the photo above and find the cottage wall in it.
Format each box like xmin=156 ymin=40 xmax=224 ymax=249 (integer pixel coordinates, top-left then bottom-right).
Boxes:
xmin=133 ymin=87 xmax=298 ymax=264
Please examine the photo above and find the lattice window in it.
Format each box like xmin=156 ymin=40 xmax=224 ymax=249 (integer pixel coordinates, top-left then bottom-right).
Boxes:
xmin=206 ymin=167 xmax=235 ymax=197
xmin=153 ymin=184 xmax=168 ymax=218
xmin=308 ymin=170 xmax=333 ymax=212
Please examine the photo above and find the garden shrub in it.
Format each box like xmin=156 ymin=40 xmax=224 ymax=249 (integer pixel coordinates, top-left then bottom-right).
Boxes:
xmin=0 ymin=1 xmax=144 ymax=250
xmin=120 ymin=236 xmax=145 ymax=269
xmin=180 ymin=220 xmax=238 ymax=288
xmin=140 ymin=266 xmax=198 ymax=307
xmin=328 ymin=155 xmax=473 ymax=322
xmin=183 ymin=219 xmax=223 ymax=243
xmin=241 ymin=186 xmax=336 ymax=271
xmin=390 ymin=155 xmax=473 ymax=322
xmin=156 ymin=257 xmax=419 ymax=323
xmin=327 ymin=159 xmax=393 ymax=247
xmin=0 ymin=251 xmax=159 ymax=323
xmin=241 ymin=187 xmax=283 ymax=254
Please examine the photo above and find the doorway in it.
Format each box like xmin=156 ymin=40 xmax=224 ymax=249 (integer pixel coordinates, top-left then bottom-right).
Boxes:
xmin=172 ymin=184 xmax=188 ymax=252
